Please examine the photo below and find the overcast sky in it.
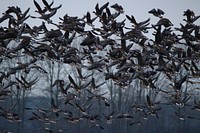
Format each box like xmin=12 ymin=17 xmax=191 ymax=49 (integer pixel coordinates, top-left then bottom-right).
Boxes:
xmin=1 ymin=0 xmax=200 ymax=27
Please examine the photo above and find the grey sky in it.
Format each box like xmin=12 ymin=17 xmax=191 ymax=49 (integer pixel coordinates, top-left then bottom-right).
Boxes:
xmin=1 ymin=0 xmax=200 ymax=27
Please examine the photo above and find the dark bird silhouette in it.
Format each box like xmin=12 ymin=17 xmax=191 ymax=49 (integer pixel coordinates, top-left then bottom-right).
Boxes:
xmin=0 ymin=28 xmax=18 ymax=40
xmin=126 ymin=14 xmax=150 ymax=31
xmin=103 ymin=110 xmax=114 ymax=124
xmin=50 ymin=98 xmax=61 ymax=116
xmin=145 ymin=95 xmax=161 ymax=118
xmin=90 ymin=77 xmax=105 ymax=90
xmin=152 ymin=24 xmax=162 ymax=44
xmin=174 ymin=74 xmax=188 ymax=91
xmin=183 ymin=9 xmax=200 ymax=23
xmin=6 ymin=7 xmax=30 ymax=26
xmin=64 ymin=92 xmax=78 ymax=104
xmin=32 ymin=0 xmax=62 ymax=22
xmin=194 ymin=25 xmax=200 ymax=39
xmin=89 ymin=123 xmax=104 ymax=130
xmin=53 ymin=79 xmax=69 ymax=95
xmin=192 ymin=99 xmax=200 ymax=112
xmin=15 ymin=75 xmax=38 ymax=90
xmin=116 ymin=113 xmax=133 ymax=119
xmin=168 ymin=91 xmax=191 ymax=108
xmin=155 ymin=18 xmax=173 ymax=27
xmin=148 ymin=8 xmax=164 ymax=18
xmin=76 ymin=66 xmax=92 ymax=80
xmin=110 ymin=3 xmax=124 ymax=13
xmin=5 ymin=6 xmax=21 ymax=15
xmin=29 ymin=112 xmax=56 ymax=124
xmin=0 ymin=103 xmax=21 ymax=123
xmin=85 ymin=11 xmax=97 ymax=26
xmin=68 ymin=75 xmax=91 ymax=92
xmin=0 ymin=14 xmax=13 ymax=23
xmin=93 ymin=2 xmax=109 ymax=16
xmin=45 ymin=29 xmax=63 ymax=39
xmin=6 ymin=36 xmax=31 ymax=55
xmin=87 ymin=89 xmax=110 ymax=106
xmin=175 ymin=111 xmax=186 ymax=121
xmin=68 ymin=75 xmax=80 ymax=92
xmin=80 ymin=31 xmax=97 ymax=47
xmin=74 ymin=102 xmax=92 ymax=115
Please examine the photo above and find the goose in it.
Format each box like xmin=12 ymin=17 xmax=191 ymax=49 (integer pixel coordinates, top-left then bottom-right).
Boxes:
xmin=155 ymin=18 xmax=173 ymax=28
xmin=110 ymin=3 xmax=124 ymax=13
xmin=15 ymin=75 xmax=38 ymax=90
xmin=0 ymin=14 xmax=13 ymax=23
xmin=93 ymin=2 xmax=109 ymax=17
xmin=74 ymin=102 xmax=92 ymax=115
xmin=0 ymin=104 xmax=21 ymax=123
xmin=32 ymin=0 xmax=62 ymax=22
xmin=145 ymin=95 xmax=161 ymax=118
xmin=183 ymin=9 xmax=200 ymax=23
xmin=103 ymin=110 xmax=114 ymax=124
xmin=87 ymin=89 xmax=110 ymax=106
xmin=148 ymin=8 xmax=164 ymax=18
xmin=126 ymin=14 xmax=150 ymax=31
xmin=6 ymin=7 xmax=30 ymax=25
xmin=85 ymin=11 xmax=97 ymax=26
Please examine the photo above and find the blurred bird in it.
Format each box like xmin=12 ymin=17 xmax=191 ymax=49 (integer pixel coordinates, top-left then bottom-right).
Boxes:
xmin=148 ymin=8 xmax=164 ymax=18
xmin=32 ymin=0 xmax=62 ymax=22
xmin=155 ymin=18 xmax=173 ymax=27
xmin=111 ymin=3 xmax=124 ymax=13
xmin=93 ymin=2 xmax=109 ymax=17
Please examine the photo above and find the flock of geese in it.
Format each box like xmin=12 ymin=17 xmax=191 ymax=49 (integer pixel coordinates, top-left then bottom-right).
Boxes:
xmin=1 ymin=0 xmax=200 ymax=132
